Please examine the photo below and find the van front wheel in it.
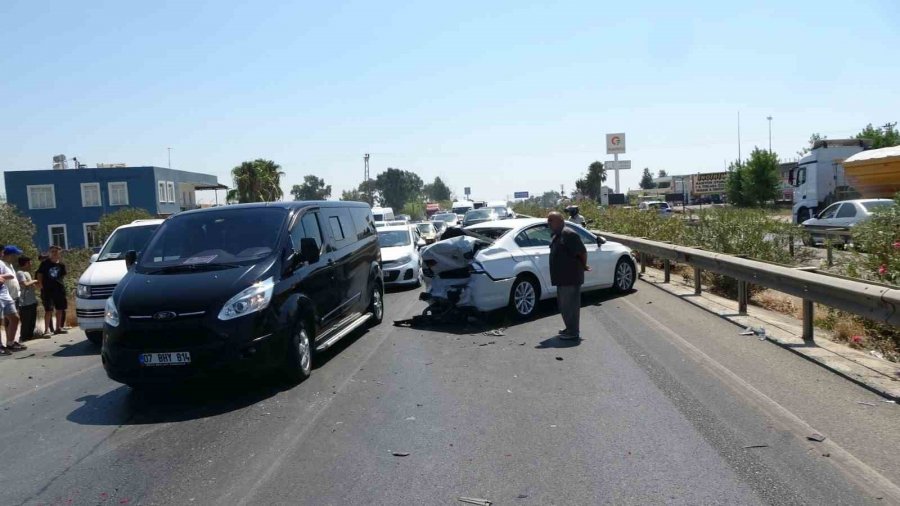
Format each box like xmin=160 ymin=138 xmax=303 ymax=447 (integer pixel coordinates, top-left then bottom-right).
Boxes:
xmin=282 ymin=322 xmax=313 ymax=384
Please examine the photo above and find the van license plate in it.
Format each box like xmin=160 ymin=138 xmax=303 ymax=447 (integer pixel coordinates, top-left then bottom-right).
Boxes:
xmin=140 ymin=352 xmax=191 ymax=366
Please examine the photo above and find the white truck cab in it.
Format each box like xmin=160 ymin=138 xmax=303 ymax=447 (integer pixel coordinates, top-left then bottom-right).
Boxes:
xmin=791 ymin=139 xmax=868 ymax=224
xmin=372 ymin=207 xmax=395 ymax=225
xmin=76 ymin=219 xmax=163 ymax=345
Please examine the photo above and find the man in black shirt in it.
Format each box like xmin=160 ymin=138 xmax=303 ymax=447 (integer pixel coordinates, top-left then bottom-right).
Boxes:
xmin=36 ymin=246 xmax=68 ymax=335
xmin=548 ymin=212 xmax=589 ymax=340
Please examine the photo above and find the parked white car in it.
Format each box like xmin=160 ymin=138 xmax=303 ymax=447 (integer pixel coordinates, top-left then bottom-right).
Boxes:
xmin=638 ymin=201 xmax=673 ymax=215
xmin=378 ymin=224 xmax=426 ymax=287
xmin=801 ymin=198 xmax=894 ymax=245
xmin=76 ymin=219 xmax=163 ymax=345
xmin=423 ymin=218 xmax=636 ymax=318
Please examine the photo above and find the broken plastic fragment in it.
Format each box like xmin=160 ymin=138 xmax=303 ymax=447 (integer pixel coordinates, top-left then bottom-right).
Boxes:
xmin=391 ymin=451 xmax=410 ymax=457
xmin=458 ymin=498 xmax=492 ymax=506
xmin=807 ymin=433 xmax=826 ymax=442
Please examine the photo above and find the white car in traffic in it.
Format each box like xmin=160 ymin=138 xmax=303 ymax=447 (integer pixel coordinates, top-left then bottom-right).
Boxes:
xmin=423 ymin=218 xmax=636 ymax=318
xmin=378 ymin=225 xmax=426 ymax=287
xmin=76 ymin=219 xmax=163 ymax=345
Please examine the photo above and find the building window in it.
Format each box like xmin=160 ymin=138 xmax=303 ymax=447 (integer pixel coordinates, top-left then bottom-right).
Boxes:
xmin=48 ymin=224 xmax=68 ymax=250
xmin=158 ymin=181 xmax=166 ymax=203
xmin=166 ymin=181 xmax=175 ymax=203
xmin=81 ymin=183 xmax=101 ymax=207
xmin=27 ymin=185 xmax=56 ymax=210
xmin=84 ymin=223 xmax=102 ymax=249
xmin=108 ymin=182 xmax=129 ymax=206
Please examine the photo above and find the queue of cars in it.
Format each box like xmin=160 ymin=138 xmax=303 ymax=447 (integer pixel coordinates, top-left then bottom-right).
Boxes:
xmin=84 ymin=200 xmax=633 ymax=390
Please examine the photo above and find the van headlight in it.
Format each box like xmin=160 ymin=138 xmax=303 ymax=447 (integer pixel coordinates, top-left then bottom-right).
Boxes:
xmin=218 ymin=277 xmax=275 ymax=321
xmin=105 ymin=298 xmax=120 ymax=327
xmin=395 ymin=254 xmax=412 ymax=265
xmin=77 ymin=284 xmax=91 ymax=298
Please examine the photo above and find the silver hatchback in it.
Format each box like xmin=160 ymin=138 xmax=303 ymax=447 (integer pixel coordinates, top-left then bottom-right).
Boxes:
xmin=801 ymin=198 xmax=893 ymax=245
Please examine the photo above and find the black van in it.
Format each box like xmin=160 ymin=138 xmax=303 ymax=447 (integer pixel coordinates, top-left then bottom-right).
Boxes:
xmin=101 ymin=201 xmax=383 ymax=387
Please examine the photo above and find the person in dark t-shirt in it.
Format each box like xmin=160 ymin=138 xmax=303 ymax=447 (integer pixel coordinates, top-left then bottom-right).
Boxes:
xmin=37 ymin=246 xmax=68 ymax=335
xmin=548 ymin=212 xmax=589 ymax=340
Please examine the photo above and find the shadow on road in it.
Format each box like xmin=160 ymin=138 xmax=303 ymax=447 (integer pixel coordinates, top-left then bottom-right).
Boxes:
xmin=535 ymin=336 xmax=582 ymax=349
xmin=67 ymin=374 xmax=289 ymax=426
xmin=53 ymin=340 xmax=99 ymax=358
xmin=396 ymin=287 xmax=636 ymax=336
xmin=65 ymin=325 xmax=376 ymax=427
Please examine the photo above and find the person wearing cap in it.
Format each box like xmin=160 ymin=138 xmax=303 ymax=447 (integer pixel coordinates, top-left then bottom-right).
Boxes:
xmin=17 ymin=256 xmax=42 ymax=341
xmin=566 ymin=205 xmax=586 ymax=226
xmin=0 ymin=245 xmax=25 ymax=354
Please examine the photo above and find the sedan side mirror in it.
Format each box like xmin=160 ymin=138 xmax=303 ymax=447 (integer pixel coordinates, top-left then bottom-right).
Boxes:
xmin=125 ymin=250 xmax=137 ymax=268
xmin=299 ymin=238 xmax=320 ymax=264
xmin=596 ymin=236 xmax=606 ymax=247
xmin=90 ymin=253 xmax=99 ymax=263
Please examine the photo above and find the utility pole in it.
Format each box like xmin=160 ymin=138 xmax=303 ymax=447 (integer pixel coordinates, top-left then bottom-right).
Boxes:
xmin=363 ymin=153 xmax=371 ymax=203
xmin=767 ymin=116 xmax=773 ymax=153
xmin=737 ymin=111 xmax=742 ymax=163
xmin=167 ymin=147 xmax=172 ymax=169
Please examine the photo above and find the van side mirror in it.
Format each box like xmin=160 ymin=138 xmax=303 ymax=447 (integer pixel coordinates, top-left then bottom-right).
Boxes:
xmin=125 ymin=250 xmax=137 ymax=268
xmin=299 ymin=238 xmax=320 ymax=264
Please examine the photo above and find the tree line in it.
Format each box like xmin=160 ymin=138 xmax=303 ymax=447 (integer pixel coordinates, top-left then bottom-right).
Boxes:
xmin=226 ymin=160 xmax=453 ymax=219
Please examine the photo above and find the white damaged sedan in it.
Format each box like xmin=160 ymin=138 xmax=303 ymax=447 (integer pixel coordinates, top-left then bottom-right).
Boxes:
xmin=422 ymin=218 xmax=636 ymax=319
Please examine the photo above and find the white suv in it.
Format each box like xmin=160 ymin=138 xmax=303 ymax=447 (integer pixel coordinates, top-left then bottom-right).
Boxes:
xmin=76 ymin=219 xmax=163 ymax=345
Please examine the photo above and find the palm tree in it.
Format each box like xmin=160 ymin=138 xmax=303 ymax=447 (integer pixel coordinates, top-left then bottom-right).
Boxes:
xmin=230 ymin=159 xmax=285 ymax=203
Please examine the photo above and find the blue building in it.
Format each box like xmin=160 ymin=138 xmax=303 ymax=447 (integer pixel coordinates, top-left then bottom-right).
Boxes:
xmin=4 ymin=166 xmax=219 ymax=251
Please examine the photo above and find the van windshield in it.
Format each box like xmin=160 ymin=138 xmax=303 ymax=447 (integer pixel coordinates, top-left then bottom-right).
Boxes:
xmin=97 ymin=225 xmax=159 ymax=261
xmin=137 ymin=208 xmax=288 ymax=271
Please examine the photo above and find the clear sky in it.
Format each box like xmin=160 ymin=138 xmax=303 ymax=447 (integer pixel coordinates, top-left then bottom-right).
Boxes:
xmin=2 ymin=0 xmax=898 ymax=203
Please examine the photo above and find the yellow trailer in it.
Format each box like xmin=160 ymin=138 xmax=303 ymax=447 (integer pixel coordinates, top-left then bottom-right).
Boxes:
xmin=843 ymin=146 xmax=900 ymax=198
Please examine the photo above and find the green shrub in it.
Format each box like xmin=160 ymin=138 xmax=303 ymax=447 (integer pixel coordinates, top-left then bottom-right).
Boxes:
xmin=0 ymin=204 xmax=39 ymax=260
xmin=852 ymin=193 xmax=900 ymax=285
xmin=99 ymin=208 xmax=154 ymax=243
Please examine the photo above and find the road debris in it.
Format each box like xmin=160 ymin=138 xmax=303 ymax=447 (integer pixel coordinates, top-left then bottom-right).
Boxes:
xmin=405 ymin=416 xmax=416 ymax=421
xmin=391 ymin=451 xmax=410 ymax=457
xmin=555 ymin=357 xmax=564 ymax=361
xmin=516 ymin=494 xmax=529 ymax=499
xmin=740 ymin=326 xmax=767 ymax=340
xmin=742 ymin=445 xmax=769 ymax=449
xmin=483 ymin=329 xmax=506 ymax=337
xmin=870 ymin=350 xmax=886 ymax=360
xmin=458 ymin=497 xmax=492 ymax=506
xmin=807 ymin=433 xmax=826 ymax=442
xmin=857 ymin=401 xmax=877 ymax=407
xmin=881 ymin=400 xmax=897 ymax=404
xmin=822 ymin=453 xmax=831 ymax=457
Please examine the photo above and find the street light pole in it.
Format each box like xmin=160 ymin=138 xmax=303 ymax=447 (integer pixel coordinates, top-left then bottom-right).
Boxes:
xmin=767 ymin=116 xmax=773 ymax=153
xmin=167 ymin=147 xmax=172 ymax=169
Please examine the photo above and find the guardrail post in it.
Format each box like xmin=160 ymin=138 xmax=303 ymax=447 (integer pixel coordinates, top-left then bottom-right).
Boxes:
xmin=802 ymin=299 xmax=814 ymax=342
xmin=693 ymin=267 xmax=702 ymax=295
xmin=663 ymin=258 xmax=671 ymax=283
xmin=826 ymin=236 xmax=834 ymax=267
xmin=738 ymin=280 xmax=748 ymax=314
xmin=639 ymin=251 xmax=646 ymax=274
xmin=789 ymin=232 xmax=795 ymax=257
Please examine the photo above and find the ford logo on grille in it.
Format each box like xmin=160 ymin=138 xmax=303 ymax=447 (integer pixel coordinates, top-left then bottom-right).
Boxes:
xmin=153 ymin=311 xmax=177 ymax=321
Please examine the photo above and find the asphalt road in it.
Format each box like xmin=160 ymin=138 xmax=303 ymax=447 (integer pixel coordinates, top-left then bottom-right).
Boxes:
xmin=2 ymin=281 xmax=900 ymax=505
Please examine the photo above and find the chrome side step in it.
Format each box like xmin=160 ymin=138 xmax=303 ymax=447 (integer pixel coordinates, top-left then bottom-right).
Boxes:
xmin=315 ymin=313 xmax=372 ymax=352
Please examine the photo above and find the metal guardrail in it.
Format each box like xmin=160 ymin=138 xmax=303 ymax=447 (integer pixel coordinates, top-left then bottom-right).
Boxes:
xmin=594 ymin=231 xmax=900 ymax=341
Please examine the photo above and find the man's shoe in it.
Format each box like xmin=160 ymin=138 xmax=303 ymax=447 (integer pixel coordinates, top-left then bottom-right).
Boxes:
xmin=558 ymin=333 xmax=580 ymax=341
xmin=558 ymin=329 xmax=570 ymax=336
xmin=53 ymin=329 xmax=68 ymax=335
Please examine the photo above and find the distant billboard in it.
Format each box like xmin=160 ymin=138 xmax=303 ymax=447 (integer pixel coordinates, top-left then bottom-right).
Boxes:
xmin=608 ymin=193 xmax=627 ymax=205
xmin=692 ymin=172 xmax=728 ymax=195
xmin=513 ymin=191 xmax=529 ymax=199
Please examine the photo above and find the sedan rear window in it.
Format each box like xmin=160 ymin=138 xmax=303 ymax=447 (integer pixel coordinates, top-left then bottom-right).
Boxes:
xmin=863 ymin=201 xmax=893 ymax=212
xmin=469 ymin=228 xmax=511 ymax=240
